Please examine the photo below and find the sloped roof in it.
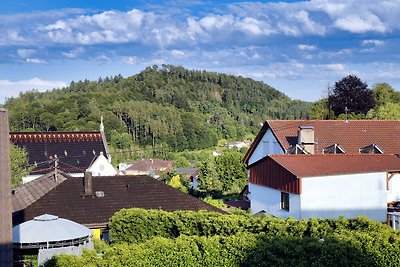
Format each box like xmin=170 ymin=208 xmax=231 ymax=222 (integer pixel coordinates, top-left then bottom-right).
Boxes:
xmin=10 ymin=131 xmax=108 ymax=174
xmin=126 ymin=159 xmax=173 ymax=172
xmin=244 ymin=120 xmax=400 ymax=163
xmin=12 ymin=171 xmax=67 ymax=213
xmin=12 ymin=173 xmax=222 ymax=227
xmin=267 ymin=154 xmax=400 ymax=178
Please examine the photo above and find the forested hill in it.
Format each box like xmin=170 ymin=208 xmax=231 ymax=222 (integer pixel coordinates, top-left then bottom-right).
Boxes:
xmin=5 ymin=65 xmax=311 ymax=151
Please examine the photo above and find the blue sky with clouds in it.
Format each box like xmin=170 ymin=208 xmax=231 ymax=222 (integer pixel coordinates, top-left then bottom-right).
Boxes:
xmin=1 ymin=0 xmax=400 ymax=103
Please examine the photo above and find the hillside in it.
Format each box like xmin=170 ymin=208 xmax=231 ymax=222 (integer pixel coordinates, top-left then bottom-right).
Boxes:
xmin=5 ymin=65 xmax=311 ymax=151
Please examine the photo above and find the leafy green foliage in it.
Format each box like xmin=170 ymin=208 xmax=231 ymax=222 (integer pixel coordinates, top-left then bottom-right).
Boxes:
xmin=328 ymin=75 xmax=374 ymax=116
xmin=5 ymin=65 xmax=311 ymax=153
xmin=198 ymin=151 xmax=247 ymax=195
xmin=52 ymin=209 xmax=400 ymax=267
xmin=10 ymin=144 xmax=31 ymax=188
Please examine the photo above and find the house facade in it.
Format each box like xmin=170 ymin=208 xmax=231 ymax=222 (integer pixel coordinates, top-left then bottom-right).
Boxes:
xmin=248 ymin=154 xmax=400 ymax=221
xmin=244 ymin=120 xmax=400 ymax=165
xmin=245 ymin=120 xmax=400 ymax=221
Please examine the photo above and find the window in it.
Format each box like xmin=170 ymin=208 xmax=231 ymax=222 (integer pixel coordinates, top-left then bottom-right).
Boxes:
xmin=281 ymin=192 xmax=289 ymax=211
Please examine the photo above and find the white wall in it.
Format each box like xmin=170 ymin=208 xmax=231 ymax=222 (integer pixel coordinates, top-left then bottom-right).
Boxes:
xmin=248 ymin=129 xmax=284 ymax=165
xmin=388 ymin=173 xmax=400 ymax=203
xmin=249 ymin=183 xmax=301 ymax=219
xmin=87 ymin=154 xmax=117 ymax=177
xmin=301 ymin=172 xmax=387 ymax=222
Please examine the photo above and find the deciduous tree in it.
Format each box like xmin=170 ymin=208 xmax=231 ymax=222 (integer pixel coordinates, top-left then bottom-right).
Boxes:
xmin=328 ymin=75 xmax=374 ymax=116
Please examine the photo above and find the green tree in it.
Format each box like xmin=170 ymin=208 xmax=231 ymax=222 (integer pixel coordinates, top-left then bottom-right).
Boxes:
xmin=198 ymin=161 xmax=222 ymax=193
xmin=372 ymin=83 xmax=400 ymax=107
xmin=167 ymin=175 xmax=188 ymax=193
xmin=367 ymin=102 xmax=400 ymax=119
xmin=214 ymin=151 xmax=247 ymax=194
xmin=310 ymin=98 xmax=334 ymax=119
xmin=328 ymin=75 xmax=374 ymax=116
xmin=110 ymin=131 xmax=132 ymax=150
xmin=10 ymin=144 xmax=30 ymax=188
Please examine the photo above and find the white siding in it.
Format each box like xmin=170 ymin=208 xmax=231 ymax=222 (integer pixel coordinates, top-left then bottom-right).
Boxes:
xmin=388 ymin=173 xmax=400 ymax=203
xmin=301 ymin=172 xmax=387 ymax=222
xmin=248 ymin=129 xmax=284 ymax=165
xmin=249 ymin=183 xmax=301 ymax=219
xmin=87 ymin=154 xmax=117 ymax=176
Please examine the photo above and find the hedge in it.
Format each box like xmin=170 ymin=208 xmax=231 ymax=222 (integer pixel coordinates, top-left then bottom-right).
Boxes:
xmin=46 ymin=232 xmax=400 ymax=267
xmin=45 ymin=209 xmax=400 ymax=266
xmin=108 ymin=208 xmax=395 ymax=244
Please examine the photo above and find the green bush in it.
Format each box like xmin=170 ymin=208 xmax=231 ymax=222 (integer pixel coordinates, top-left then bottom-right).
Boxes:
xmin=109 ymin=208 xmax=395 ymax=245
xmin=47 ymin=232 xmax=400 ymax=267
xmin=48 ymin=209 xmax=400 ymax=266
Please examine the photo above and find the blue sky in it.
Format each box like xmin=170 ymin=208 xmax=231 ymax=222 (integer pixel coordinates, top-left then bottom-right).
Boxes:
xmin=1 ymin=0 xmax=400 ymax=103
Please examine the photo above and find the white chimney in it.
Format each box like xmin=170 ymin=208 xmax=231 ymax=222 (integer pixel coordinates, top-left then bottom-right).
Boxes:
xmin=298 ymin=125 xmax=315 ymax=154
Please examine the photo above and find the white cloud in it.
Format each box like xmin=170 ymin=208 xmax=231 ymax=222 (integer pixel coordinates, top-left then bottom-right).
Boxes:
xmin=0 ymin=78 xmax=67 ymax=102
xmin=26 ymin=58 xmax=46 ymax=64
xmin=334 ymin=14 xmax=386 ymax=33
xmin=17 ymin=49 xmax=36 ymax=58
xmin=298 ymin=44 xmax=318 ymax=51
xmin=122 ymin=56 xmax=138 ymax=65
xmin=62 ymin=47 xmax=85 ymax=58
xmin=362 ymin=39 xmax=385 ymax=46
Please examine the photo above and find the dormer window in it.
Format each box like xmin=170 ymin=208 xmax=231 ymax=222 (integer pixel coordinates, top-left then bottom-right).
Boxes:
xmin=286 ymin=144 xmax=309 ymax=154
xmin=359 ymin=144 xmax=384 ymax=154
xmin=323 ymin=144 xmax=346 ymax=154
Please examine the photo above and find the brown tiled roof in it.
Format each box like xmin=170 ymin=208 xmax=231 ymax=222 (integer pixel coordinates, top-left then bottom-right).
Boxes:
xmin=127 ymin=159 xmax=173 ymax=172
xmin=244 ymin=120 xmax=400 ymax=163
xmin=12 ymin=171 xmax=68 ymax=212
xmin=12 ymin=173 xmax=222 ymax=227
xmin=10 ymin=131 xmax=108 ymax=174
xmin=268 ymin=154 xmax=400 ymax=178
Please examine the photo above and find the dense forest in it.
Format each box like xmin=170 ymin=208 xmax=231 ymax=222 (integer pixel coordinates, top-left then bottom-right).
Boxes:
xmin=4 ymin=65 xmax=311 ymax=152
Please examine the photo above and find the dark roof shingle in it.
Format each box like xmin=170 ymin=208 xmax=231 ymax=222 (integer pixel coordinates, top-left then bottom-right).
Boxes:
xmin=12 ymin=173 xmax=221 ymax=227
xmin=10 ymin=131 xmax=108 ymax=174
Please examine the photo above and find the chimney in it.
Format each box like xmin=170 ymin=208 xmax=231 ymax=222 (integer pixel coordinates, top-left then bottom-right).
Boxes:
xmin=0 ymin=109 xmax=13 ymax=266
xmin=84 ymin=172 xmax=93 ymax=196
xmin=298 ymin=125 xmax=315 ymax=154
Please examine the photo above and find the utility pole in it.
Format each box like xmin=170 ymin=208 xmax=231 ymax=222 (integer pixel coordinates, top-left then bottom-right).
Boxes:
xmin=0 ymin=108 xmax=13 ymax=266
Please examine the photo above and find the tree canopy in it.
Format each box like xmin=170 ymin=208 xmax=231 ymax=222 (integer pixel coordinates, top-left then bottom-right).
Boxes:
xmin=4 ymin=65 xmax=311 ymax=152
xmin=10 ymin=144 xmax=30 ymax=188
xmin=328 ymin=75 xmax=374 ymax=116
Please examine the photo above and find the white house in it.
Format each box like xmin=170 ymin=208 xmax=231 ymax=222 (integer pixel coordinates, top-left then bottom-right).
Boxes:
xmin=86 ymin=152 xmax=117 ymax=176
xmin=248 ymin=154 xmax=400 ymax=222
xmin=244 ymin=120 xmax=400 ymax=165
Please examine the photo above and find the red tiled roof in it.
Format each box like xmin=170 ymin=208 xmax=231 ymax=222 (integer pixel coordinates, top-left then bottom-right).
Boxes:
xmin=244 ymin=120 xmax=400 ymax=163
xmin=268 ymin=154 xmax=400 ymax=178
xmin=10 ymin=131 xmax=108 ymax=174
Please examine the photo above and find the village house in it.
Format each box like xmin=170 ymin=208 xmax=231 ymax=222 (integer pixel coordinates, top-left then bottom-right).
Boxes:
xmin=11 ymin=171 xmax=221 ymax=239
xmin=244 ymin=120 xmax=400 ymax=165
xmin=244 ymin=120 xmax=400 ymax=221
xmin=120 ymin=159 xmax=173 ymax=178
xmin=10 ymin=122 xmax=116 ymax=183
xmin=248 ymin=154 xmax=400 ymax=221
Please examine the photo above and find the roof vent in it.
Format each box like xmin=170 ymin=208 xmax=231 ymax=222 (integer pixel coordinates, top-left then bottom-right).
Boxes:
xmin=95 ymin=191 xmax=105 ymax=198
xmin=323 ymin=144 xmax=346 ymax=154
xmin=359 ymin=144 xmax=384 ymax=154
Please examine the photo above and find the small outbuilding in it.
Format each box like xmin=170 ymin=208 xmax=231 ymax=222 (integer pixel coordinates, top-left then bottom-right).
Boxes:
xmin=13 ymin=214 xmax=93 ymax=266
